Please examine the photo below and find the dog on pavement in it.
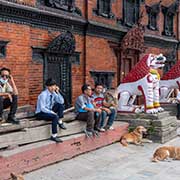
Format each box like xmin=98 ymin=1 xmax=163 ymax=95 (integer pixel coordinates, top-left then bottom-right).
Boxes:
xmin=11 ymin=172 xmax=24 ymax=180
xmin=120 ymin=126 xmax=151 ymax=146
xmin=152 ymin=146 xmax=180 ymax=162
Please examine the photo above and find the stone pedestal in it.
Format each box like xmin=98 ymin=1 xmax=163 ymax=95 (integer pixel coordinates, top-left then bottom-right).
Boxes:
xmin=161 ymin=103 xmax=177 ymax=115
xmin=116 ymin=111 xmax=177 ymax=143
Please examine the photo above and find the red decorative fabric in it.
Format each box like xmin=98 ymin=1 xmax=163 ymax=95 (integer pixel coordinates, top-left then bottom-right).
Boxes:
xmin=122 ymin=54 xmax=150 ymax=83
xmin=162 ymin=60 xmax=180 ymax=80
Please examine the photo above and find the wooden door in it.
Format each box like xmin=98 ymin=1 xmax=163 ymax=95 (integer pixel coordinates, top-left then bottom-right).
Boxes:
xmin=44 ymin=54 xmax=72 ymax=109
xmin=119 ymin=49 xmax=139 ymax=83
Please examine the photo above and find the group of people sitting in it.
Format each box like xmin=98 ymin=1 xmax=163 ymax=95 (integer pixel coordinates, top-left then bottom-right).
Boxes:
xmin=75 ymin=83 xmax=117 ymax=138
xmin=0 ymin=67 xmax=117 ymax=143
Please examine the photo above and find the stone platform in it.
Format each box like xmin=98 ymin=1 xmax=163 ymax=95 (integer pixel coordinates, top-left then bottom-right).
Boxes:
xmin=116 ymin=111 xmax=177 ymax=143
xmin=0 ymin=121 xmax=128 ymax=180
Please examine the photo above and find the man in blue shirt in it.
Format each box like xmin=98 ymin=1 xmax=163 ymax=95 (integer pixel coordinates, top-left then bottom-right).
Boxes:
xmin=35 ymin=78 xmax=66 ymax=143
xmin=75 ymin=84 xmax=101 ymax=137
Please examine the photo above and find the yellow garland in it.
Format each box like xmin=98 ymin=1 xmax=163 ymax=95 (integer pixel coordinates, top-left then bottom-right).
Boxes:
xmin=149 ymin=69 xmax=160 ymax=80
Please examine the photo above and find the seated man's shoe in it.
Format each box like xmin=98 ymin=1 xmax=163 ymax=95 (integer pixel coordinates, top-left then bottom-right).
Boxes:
xmin=7 ymin=117 xmax=20 ymax=124
xmin=50 ymin=136 xmax=63 ymax=143
xmin=83 ymin=129 xmax=93 ymax=138
xmin=91 ymin=130 xmax=100 ymax=137
xmin=59 ymin=123 xmax=67 ymax=130
xmin=0 ymin=117 xmax=6 ymax=124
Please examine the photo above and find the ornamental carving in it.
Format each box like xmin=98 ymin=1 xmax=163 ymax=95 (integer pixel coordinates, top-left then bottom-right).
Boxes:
xmin=47 ymin=31 xmax=76 ymax=54
xmin=121 ymin=24 xmax=146 ymax=52
xmin=45 ymin=0 xmax=82 ymax=16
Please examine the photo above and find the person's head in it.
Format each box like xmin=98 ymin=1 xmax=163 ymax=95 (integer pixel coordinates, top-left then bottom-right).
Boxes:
xmin=94 ymin=83 xmax=104 ymax=95
xmin=81 ymin=84 xmax=92 ymax=96
xmin=0 ymin=67 xmax=11 ymax=84
xmin=45 ymin=78 xmax=57 ymax=93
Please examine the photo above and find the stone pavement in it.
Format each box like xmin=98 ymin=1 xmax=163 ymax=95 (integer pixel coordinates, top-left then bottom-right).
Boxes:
xmin=25 ymin=130 xmax=180 ymax=180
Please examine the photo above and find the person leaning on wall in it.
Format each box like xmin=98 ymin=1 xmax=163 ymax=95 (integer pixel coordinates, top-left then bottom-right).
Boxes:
xmin=0 ymin=67 xmax=19 ymax=124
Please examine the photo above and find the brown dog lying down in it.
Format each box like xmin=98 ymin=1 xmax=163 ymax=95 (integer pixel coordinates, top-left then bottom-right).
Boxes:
xmin=120 ymin=126 xmax=152 ymax=146
xmin=11 ymin=172 xmax=24 ymax=180
xmin=152 ymin=146 xmax=180 ymax=162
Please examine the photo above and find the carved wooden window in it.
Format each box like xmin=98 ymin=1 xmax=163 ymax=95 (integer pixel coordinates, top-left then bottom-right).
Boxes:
xmin=44 ymin=0 xmax=82 ymax=15
xmin=90 ymin=71 xmax=115 ymax=89
xmin=162 ymin=2 xmax=178 ymax=37
xmin=0 ymin=41 xmax=9 ymax=58
xmin=123 ymin=0 xmax=140 ymax=27
xmin=145 ymin=2 xmax=161 ymax=31
xmin=94 ymin=0 xmax=114 ymax=18
xmin=163 ymin=47 xmax=177 ymax=73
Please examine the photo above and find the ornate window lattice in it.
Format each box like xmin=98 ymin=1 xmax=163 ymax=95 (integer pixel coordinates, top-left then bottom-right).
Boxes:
xmin=0 ymin=41 xmax=9 ymax=58
xmin=122 ymin=0 xmax=140 ymax=27
xmin=44 ymin=0 xmax=82 ymax=16
xmin=163 ymin=46 xmax=177 ymax=73
xmin=121 ymin=25 xmax=146 ymax=53
xmin=47 ymin=31 xmax=76 ymax=54
xmin=90 ymin=71 xmax=115 ymax=89
xmin=93 ymin=0 xmax=114 ymax=19
xmin=162 ymin=1 xmax=179 ymax=37
xmin=145 ymin=1 xmax=161 ymax=31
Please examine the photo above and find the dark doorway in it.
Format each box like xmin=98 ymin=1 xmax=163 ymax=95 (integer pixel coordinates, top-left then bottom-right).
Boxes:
xmin=119 ymin=49 xmax=139 ymax=82
xmin=44 ymin=54 xmax=72 ymax=109
xmin=44 ymin=31 xmax=76 ymax=109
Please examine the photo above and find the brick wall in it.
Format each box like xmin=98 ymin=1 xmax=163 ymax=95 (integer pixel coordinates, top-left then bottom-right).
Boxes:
xmin=0 ymin=22 xmax=31 ymax=105
xmin=9 ymin=0 xmax=36 ymax=6
xmin=0 ymin=0 xmax=179 ymax=109
xmin=85 ymin=36 xmax=117 ymax=88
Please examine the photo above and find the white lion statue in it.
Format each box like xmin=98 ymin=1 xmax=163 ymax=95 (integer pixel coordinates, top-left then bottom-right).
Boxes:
xmin=117 ymin=54 xmax=166 ymax=114
xmin=160 ymin=60 xmax=180 ymax=103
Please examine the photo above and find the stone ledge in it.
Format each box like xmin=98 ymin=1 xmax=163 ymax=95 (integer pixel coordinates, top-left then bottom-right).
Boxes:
xmin=0 ymin=122 xmax=128 ymax=180
xmin=116 ymin=111 xmax=177 ymax=143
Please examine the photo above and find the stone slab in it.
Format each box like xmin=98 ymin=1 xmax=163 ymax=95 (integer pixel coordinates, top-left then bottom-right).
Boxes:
xmin=0 ymin=122 xmax=129 ymax=180
xmin=0 ymin=120 xmax=86 ymax=149
xmin=0 ymin=112 xmax=76 ymax=134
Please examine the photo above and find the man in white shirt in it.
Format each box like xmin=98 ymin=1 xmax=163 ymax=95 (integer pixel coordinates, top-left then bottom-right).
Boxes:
xmin=35 ymin=78 xmax=66 ymax=143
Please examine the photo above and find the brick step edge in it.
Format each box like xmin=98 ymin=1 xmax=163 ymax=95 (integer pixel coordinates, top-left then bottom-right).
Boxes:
xmin=0 ymin=123 xmax=128 ymax=180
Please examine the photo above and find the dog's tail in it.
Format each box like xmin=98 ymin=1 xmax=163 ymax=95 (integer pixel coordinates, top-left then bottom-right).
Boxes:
xmin=120 ymin=137 xmax=128 ymax=147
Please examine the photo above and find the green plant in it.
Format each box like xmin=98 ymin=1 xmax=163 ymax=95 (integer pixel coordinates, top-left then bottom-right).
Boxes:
xmin=147 ymin=125 xmax=155 ymax=135
xmin=128 ymin=127 xmax=135 ymax=132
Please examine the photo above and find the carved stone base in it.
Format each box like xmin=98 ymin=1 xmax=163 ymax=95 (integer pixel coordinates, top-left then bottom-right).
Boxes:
xmin=116 ymin=111 xmax=177 ymax=143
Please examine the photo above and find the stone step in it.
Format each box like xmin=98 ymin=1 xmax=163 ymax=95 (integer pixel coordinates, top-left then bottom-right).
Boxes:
xmin=149 ymin=126 xmax=177 ymax=143
xmin=3 ymin=105 xmax=34 ymax=120
xmin=0 ymin=121 xmax=129 ymax=180
xmin=116 ymin=116 xmax=177 ymax=128
xmin=117 ymin=111 xmax=172 ymax=121
xmin=151 ymin=116 xmax=177 ymax=127
xmin=0 ymin=111 xmax=76 ymax=134
xmin=0 ymin=120 xmax=85 ymax=149
xmin=161 ymin=103 xmax=177 ymax=115
xmin=116 ymin=111 xmax=177 ymax=143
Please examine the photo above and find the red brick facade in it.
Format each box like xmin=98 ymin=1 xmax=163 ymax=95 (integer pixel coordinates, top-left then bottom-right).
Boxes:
xmin=0 ymin=0 xmax=179 ymax=109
